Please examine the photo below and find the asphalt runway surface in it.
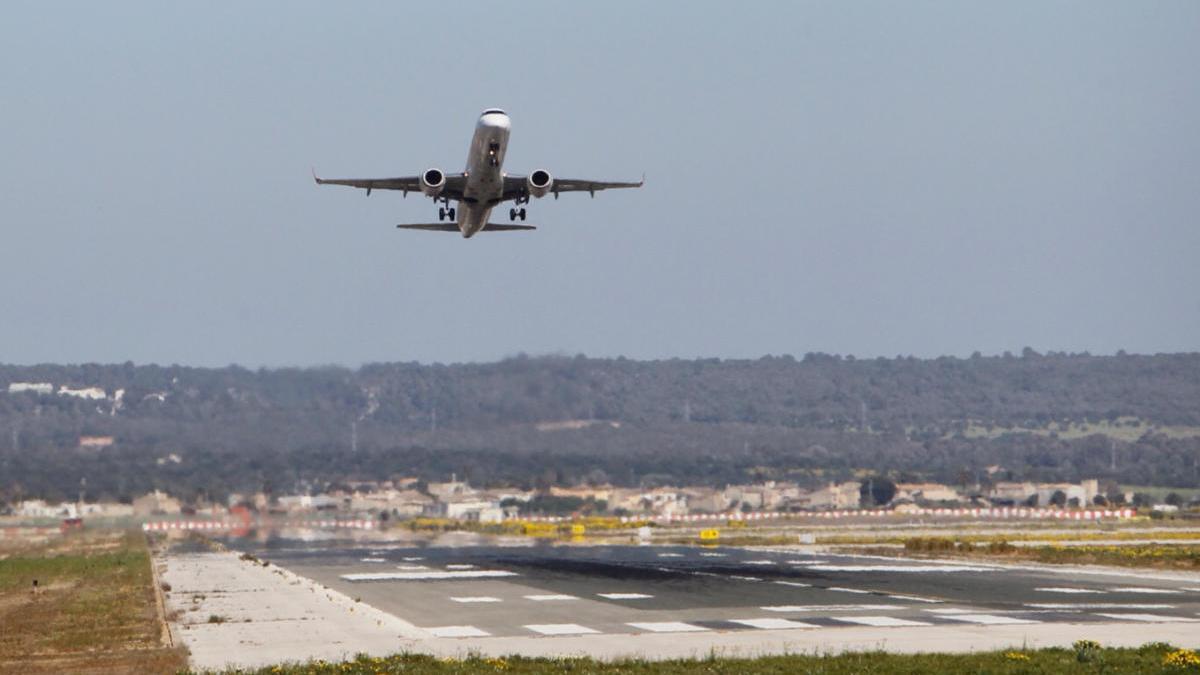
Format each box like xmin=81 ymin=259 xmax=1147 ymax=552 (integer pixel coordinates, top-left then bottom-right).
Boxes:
xmin=221 ymin=535 xmax=1200 ymax=640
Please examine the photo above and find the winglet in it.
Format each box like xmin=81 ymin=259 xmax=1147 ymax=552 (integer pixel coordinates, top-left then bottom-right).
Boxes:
xmin=311 ymin=166 xmax=324 ymax=185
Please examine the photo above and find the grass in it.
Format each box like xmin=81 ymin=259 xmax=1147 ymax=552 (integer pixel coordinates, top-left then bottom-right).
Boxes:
xmin=195 ymin=643 xmax=1200 ymax=674
xmin=0 ymin=529 xmax=187 ymax=674
xmin=880 ymin=536 xmax=1200 ymax=569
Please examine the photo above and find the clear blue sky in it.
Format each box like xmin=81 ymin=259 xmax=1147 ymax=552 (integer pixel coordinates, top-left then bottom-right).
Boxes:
xmin=1 ymin=2 xmax=1197 ymax=366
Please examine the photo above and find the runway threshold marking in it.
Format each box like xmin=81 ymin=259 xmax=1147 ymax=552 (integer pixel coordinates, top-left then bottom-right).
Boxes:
xmin=828 ymin=586 xmax=872 ymax=594
xmin=699 ymin=552 xmax=727 ymax=557
xmin=886 ymin=594 xmax=942 ymax=603
xmin=360 ymin=557 xmax=386 ymax=563
xmin=809 ymin=564 xmax=995 ymax=573
xmin=428 ymin=625 xmax=491 ymax=637
xmin=341 ymin=570 xmax=517 ymax=581
xmin=446 ymin=564 xmax=477 ymax=570
xmin=729 ymin=618 xmax=820 ymax=630
xmin=628 ymin=621 xmax=708 ymax=633
xmin=525 ymin=623 xmax=599 ymax=635
xmin=774 ymin=581 xmax=812 ymax=588
xmin=833 ymin=616 xmax=932 ymax=627
xmin=1095 ymin=613 xmax=1200 ymax=623
xmin=939 ymin=614 xmax=1040 ymax=625
xmin=1026 ymin=603 xmax=1175 ymax=609
xmin=524 ymin=594 xmax=578 ymax=601
xmin=1108 ymin=587 xmax=1182 ymax=594
xmin=762 ymin=604 xmax=904 ymax=612
xmin=598 ymin=593 xmax=653 ymax=600
xmin=450 ymin=596 xmax=502 ymax=603
xmin=1035 ymin=587 xmax=1105 ymax=594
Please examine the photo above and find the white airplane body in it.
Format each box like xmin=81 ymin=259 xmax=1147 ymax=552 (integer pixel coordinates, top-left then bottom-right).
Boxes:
xmin=315 ymin=109 xmax=642 ymax=238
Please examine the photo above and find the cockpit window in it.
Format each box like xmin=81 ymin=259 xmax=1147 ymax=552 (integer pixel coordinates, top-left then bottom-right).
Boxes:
xmin=482 ymin=108 xmax=507 ymax=115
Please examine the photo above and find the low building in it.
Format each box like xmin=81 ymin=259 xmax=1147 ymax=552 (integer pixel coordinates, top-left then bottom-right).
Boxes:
xmin=804 ymin=481 xmax=862 ymax=510
xmin=132 ymin=490 xmax=181 ymax=517
xmin=79 ymin=435 xmax=115 ymax=449
xmin=895 ymin=482 xmax=962 ymax=503
xmin=58 ymin=385 xmax=107 ymax=400
xmin=549 ymin=485 xmax=613 ymax=503
xmin=7 ymin=382 xmax=53 ymax=395
xmin=988 ymin=482 xmax=1037 ymax=504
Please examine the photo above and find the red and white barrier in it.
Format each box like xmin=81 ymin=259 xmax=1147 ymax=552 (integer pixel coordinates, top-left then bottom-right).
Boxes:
xmin=141 ymin=519 xmax=375 ymax=532
xmin=611 ymin=507 xmax=1136 ymax=525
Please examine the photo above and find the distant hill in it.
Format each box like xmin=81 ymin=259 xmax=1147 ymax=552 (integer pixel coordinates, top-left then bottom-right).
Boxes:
xmin=1 ymin=351 xmax=1198 ymax=503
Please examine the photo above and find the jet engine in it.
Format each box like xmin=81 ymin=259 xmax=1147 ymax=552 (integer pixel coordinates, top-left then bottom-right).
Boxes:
xmin=420 ymin=168 xmax=446 ymax=198
xmin=527 ymin=169 xmax=553 ymax=198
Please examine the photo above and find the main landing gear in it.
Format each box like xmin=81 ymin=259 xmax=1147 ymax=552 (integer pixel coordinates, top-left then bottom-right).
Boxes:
xmin=438 ymin=204 xmax=456 ymax=221
xmin=508 ymin=207 xmax=527 ymax=221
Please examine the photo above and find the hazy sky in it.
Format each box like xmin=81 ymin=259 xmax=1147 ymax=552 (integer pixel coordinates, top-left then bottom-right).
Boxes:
xmin=1 ymin=2 xmax=1197 ymax=366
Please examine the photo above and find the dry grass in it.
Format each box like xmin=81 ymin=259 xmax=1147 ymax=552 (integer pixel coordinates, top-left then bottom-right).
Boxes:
xmin=0 ymin=529 xmax=187 ymax=674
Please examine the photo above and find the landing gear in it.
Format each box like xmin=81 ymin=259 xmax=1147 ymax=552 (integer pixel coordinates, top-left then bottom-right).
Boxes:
xmin=508 ymin=207 xmax=527 ymax=222
xmin=438 ymin=206 xmax=456 ymax=221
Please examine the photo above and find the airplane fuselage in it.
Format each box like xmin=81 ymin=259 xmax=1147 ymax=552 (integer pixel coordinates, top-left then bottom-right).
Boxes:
xmin=458 ymin=110 xmax=511 ymax=237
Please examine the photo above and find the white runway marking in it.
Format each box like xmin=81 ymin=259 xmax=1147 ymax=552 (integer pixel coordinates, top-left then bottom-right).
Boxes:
xmin=762 ymin=604 xmax=903 ymax=612
xmin=940 ymin=613 xmax=1040 ymax=625
xmin=887 ymin=594 xmax=942 ymax=603
xmin=341 ymin=570 xmax=517 ymax=581
xmin=428 ymin=625 xmax=491 ymax=638
xmin=445 ymin=564 xmax=477 ymax=570
xmin=657 ymin=552 xmax=684 ymax=558
xmin=729 ymin=575 xmax=762 ymax=582
xmin=730 ymin=618 xmax=819 ymax=630
xmin=402 ymin=556 xmax=424 ymax=561
xmin=743 ymin=560 xmax=777 ymax=565
xmin=834 ymin=616 xmax=932 ymax=627
xmin=360 ymin=557 xmax=386 ymax=563
xmin=788 ymin=560 xmax=828 ymax=565
xmin=628 ymin=621 xmax=708 ymax=633
xmin=1109 ymin=587 xmax=1182 ymax=594
xmin=1095 ymin=613 xmax=1199 ymax=623
xmin=525 ymin=623 xmax=599 ymax=635
xmin=450 ymin=596 xmax=501 ymax=603
xmin=524 ymin=594 xmax=578 ymax=601
xmin=396 ymin=564 xmax=428 ymax=571
xmin=774 ymin=581 xmax=812 ymax=588
xmin=699 ymin=552 xmax=727 ymax=557
xmin=1027 ymin=603 xmax=1175 ymax=609
xmin=598 ymin=592 xmax=653 ymax=600
xmin=1182 ymin=587 xmax=1200 ymax=592
xmin=810 ymin=564 xmax=993 ymax=573
xmin=924 ymin=608 xmax=977 ymax=614
xmin=1035 ymin=587 xmax=1105 ymax=594
xmin=828 ymin=586 xmax=872 ymax=594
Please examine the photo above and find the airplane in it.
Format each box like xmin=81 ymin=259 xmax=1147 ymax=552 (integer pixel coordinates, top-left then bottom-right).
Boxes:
xmin=313 ymin=108 xmax=643 ymax=238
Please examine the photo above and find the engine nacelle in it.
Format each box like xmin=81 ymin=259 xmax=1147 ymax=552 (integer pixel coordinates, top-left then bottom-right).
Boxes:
xmin=420 ymin=168 xmax=446 ymax=198
xmin=527 ymin=169 xmax=553 ymax=198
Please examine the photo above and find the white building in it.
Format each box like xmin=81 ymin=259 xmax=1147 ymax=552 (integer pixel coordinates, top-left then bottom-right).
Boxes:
xmin=58 ymin=385 xmax=107 ymax=400
xmin=7 ymin=382 xmax=54 ymax=395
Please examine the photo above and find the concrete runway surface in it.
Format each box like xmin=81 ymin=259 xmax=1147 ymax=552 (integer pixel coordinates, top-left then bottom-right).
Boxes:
xmin=163 ymin=533 xmax=1200 ymax=669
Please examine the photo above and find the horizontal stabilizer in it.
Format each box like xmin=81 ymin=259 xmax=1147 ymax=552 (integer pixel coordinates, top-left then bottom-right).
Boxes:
xmin=395 ymin=223 xmax=536 ymax=232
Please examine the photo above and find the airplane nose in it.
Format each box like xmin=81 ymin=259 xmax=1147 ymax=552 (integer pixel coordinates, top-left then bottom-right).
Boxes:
xmin=479 ymin=112 xmax=511 ymax=130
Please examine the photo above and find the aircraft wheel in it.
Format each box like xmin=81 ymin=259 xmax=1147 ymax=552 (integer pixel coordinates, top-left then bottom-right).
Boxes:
xmin=509 ymin=208 xmax=517 ymax=221
xmin=438 ymin=207 xmax=446 ymax=221
xmin=519 ymin=208 xmax=527 ymax=221
xmin=448 ymin=208 xmax=456 ymax=220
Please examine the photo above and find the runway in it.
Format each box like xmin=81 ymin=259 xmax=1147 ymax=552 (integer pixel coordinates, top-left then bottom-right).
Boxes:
xmin=224 ymin=535 xmax=1200 ymax=641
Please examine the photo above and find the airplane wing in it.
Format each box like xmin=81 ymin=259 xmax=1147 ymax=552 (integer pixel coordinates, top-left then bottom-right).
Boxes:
xmin=501 ymin=174 xmax=643 ymax=201
xmin=313 ymin=170 xmax=467 ymax=199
